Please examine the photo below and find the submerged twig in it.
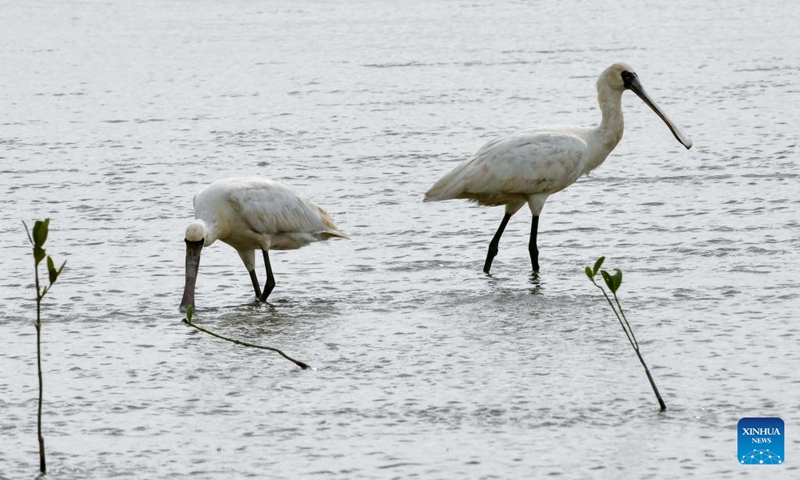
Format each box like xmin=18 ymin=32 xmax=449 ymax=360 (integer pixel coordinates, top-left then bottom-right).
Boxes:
xmin=585 ymin=257 xmax=666 ymax=411
xmin=182 ymin=307 xmax=311 ymax=370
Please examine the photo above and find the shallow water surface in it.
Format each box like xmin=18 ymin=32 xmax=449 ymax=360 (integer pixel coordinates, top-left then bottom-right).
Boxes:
xmin=2 ymin=0 xmax=800 ymax=478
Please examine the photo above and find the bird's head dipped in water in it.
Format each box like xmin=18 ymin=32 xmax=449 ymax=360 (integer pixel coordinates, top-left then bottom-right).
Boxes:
xmin=179 ymin=220 xmax=206 ymax=311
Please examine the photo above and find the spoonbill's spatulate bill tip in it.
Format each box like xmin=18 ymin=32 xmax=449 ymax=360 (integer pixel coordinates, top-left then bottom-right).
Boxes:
xmin=425 ymin=62 xmax=692 ymax=273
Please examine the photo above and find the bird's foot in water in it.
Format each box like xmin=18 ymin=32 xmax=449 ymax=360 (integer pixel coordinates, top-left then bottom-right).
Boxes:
xmin=484 ymin=245 xmax=500 ymax=274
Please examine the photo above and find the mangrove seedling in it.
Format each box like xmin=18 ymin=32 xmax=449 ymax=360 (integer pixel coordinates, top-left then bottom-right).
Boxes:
xmin=182 ymin=306 xmax=311 ymax=370
xmin=585 ymin=256 xmax=666 ymax=411
xmin=24 ymin=218 xmax=66 ymax=474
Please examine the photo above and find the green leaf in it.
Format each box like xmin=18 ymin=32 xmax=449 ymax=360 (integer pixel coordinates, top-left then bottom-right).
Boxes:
xmin=602 ymin=268 xmax=623 ymax=293
xmin=32 ymin=219 xmax=50 ymax=248
xmin=47 ymin=256 xmax=57 ymax=283
xmin=186 ymin=305 xmax=193 ymax=322
xmin=592 ymin=256 xmax=605 ymax=276
xmin=601 ymin=270 xmax=613 ymax=290
xmin=47 ymin=256 xmax=65 ymax=285
xmin=34 ymin=246 xmax=46 ymax=266
xmin=611 ymin=268 xmax=623 ymax=293
xmin=584 ymin=266 xmax=594 ymax=280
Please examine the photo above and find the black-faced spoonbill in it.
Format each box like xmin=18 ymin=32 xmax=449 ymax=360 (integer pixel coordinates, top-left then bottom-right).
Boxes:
xmin=424 ymin=62 xmax=692 ymax=274
xmin=179 ymin=177 xmax=348 ymax=310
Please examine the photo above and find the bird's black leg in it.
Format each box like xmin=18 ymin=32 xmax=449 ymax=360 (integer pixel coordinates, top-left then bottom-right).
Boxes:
xmin=259 ymin=250 xmax=275 ymax=302
xmin=249 ymin=269 xmax=262 ymax=298
xmin=484 ymin=213 xmax=512 ymax=274
xmin=529 ymin=215 xmax=540 ymax=272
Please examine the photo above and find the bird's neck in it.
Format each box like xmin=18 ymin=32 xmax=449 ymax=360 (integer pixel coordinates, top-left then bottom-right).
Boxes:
xmin=584 ymin=85 xmax=625 ymax=173
xmin=198 ymin=218 xmax=220 ymax=246
xmin=596 ymin=85 xmax=624 ymax=151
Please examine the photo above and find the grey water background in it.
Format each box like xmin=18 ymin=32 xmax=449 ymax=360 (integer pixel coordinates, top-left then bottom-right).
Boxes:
xmin=1 ymin=0 xmax=799 ymax=478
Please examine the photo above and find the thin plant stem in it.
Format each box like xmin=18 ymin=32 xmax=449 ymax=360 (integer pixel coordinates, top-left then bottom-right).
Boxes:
xmin=592 ymin=282 xmax=636 ymax=350
xmin=34 ymin=261 xmax=46 ymax=474
xmin=612 ymin=291 xmax=639 ymax=350
xmin=26 ymin=219 xmax=64 ymax=474
xmin=607 ymin=292 xmax=663 ymax=410
xmin=632 ymin=344 xmax=666 ymax=411
xmin=183 ymin=319 xmax=311 ymax=370
xmin=591 ymin=279 xmax=666 ymax=412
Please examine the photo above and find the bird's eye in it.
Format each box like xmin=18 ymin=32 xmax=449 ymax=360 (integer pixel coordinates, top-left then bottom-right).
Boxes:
xmin=621 ymin=71 xmax=637 ymax=88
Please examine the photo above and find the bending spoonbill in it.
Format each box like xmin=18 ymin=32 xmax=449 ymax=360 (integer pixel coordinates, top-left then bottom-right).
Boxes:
xmin=424 ymin=62 xmax=692 ymax=273
xmin=179 ymin=177 xmax=348 ymax=310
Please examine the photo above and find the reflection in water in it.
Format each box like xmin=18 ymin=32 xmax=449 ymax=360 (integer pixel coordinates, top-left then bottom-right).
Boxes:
xmin=528 ymin=272 xmax=544 ymax=296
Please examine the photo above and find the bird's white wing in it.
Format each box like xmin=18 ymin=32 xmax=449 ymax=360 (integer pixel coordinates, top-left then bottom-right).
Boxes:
xmin=425 ymin=129 xmax=588 ymax=202
xmin=226 ymin=178 xmax=345 ymax=237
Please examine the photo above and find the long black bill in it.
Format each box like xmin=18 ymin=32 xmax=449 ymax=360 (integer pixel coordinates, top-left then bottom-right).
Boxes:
xmin=179 ymin=239 xmax=204 ymax=311
xmin=626 ymin=74 xmax=693 ymax=149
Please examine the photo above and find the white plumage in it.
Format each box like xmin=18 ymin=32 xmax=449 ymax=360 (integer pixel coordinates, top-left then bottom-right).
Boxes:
xmin=180 ymin=177 xmax=347 ymax=310
xmin=425 ymin=63 xmax=692 ymax=273
xmin=426 ymin=128 xmax=588 ymax=214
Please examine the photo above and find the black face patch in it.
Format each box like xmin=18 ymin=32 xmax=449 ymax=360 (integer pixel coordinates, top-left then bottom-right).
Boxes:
xmin=621 ymin=71 xmax=637 ymax=89
xmin=185 ymin=238 xmax=205 ymax=247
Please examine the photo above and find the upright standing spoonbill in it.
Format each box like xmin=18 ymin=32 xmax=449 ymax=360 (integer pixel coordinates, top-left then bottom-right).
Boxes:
xmin=179 ymin=177 xmax=348 ymax=310
xmin=424 ymin=62 xmax=692 ymax=274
